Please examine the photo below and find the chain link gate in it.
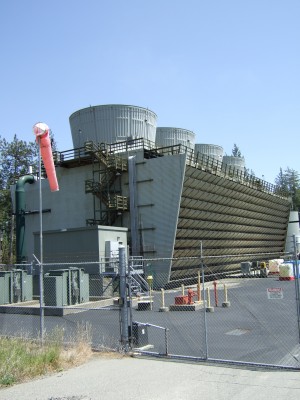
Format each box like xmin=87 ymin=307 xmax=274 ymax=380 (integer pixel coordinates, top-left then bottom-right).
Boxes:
xmin=131 ymin=258 xmax=300 ymax=369
xmin=203 ymin=272 xmax=300 ymax=368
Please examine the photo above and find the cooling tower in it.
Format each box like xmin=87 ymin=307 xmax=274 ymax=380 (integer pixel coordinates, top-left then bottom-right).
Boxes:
xmin=69 ymin=104 xmax=157 ymax=148
xmin=156 ymin=127 xmax=195 ymax=150
xmin=194 ymin=144 xmax=224 ymax=161
xmin=222 ymin=155 xmax=246 ymax=174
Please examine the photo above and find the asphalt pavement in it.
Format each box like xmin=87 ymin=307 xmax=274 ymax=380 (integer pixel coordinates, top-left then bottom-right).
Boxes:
xmin=1 ymin=354 xmax=300 ymax=400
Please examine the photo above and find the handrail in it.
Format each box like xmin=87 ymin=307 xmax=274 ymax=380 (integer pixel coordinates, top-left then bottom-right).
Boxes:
xmin=56 ymin=138 xmax=289 ymax=199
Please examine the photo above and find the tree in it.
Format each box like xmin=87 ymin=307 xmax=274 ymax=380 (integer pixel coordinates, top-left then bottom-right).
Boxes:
xmin=0 ymin=135 xmax=38 ymax=189
xmin=275 ymin=167 xmax=300 ymax=211
xmin=232 ymin=144 xmax=242 ymax=157
xmin=0 ymin=134 xmax=39 ymax=263
xmin=275 ymin=168 xmax=286 ymax=189
xmin=49 ymin=130 xmax=58 ymax=152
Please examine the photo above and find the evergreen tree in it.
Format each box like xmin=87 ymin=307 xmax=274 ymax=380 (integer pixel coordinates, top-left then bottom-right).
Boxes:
xmin=49 ymin=129 xmax=58 ymax=152
xmin=232 ymin=144 xmax=242 ymax=157
xmin=0 ymin=134 xmax=38 ymax=189
xmin=275 ymin=168 xmax=286 ymax=188
xmin=0 ymin=134 xmax=39 ymax=263
xmin=275 ymin=167 xmax=300 ymax=210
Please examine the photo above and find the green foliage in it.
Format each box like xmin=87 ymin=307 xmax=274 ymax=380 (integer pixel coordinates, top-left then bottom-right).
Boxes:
xmin=49 ymin=130 xmax=58 ymax=152
xmin=0 ymin=325 xmax=92 ymax=387
xmin=0 ymin=134 xmax=39 ymax=263
xmin=0 ymin=134 xmax=38 ymax=190
xmin=0 ymin=336 xmax=61 ymax=386
xmin=275 ymin=167 xmax=300 ymax=210
xmin=232 ymin=143 xmax=242 ymax=157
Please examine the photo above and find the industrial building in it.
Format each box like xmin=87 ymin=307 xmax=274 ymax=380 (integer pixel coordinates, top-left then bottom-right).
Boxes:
xmin=13 ymin=104 xmax=292 ymax=288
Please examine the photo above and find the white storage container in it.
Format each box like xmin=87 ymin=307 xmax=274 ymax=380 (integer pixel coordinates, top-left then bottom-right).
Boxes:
xmin=269 ymin=259 xmax=284 ymax=274
xmin=279 ymin=263 xmax=294 ymax=280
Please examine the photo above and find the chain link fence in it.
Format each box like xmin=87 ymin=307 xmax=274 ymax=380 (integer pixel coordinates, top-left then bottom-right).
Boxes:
xmin=1 ymin=248 xmax=300 ymax=369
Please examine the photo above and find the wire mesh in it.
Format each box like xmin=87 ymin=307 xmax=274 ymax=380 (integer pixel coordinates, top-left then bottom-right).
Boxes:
xmin=0 ymin=252 xmax=300 ymax=369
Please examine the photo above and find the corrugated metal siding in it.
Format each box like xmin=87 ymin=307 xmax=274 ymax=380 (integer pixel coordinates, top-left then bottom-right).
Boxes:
xmin=69 ymin=104 xmax=157 ymax=148
xmin=125 ymin=153 xmax=187 ymax=284
xmin=156 ymin=127 xmax=195 ymax=150
xmin=195 ymin=143 xmax=223 ymax=160
xmin=222 ymin=155 xmax=245 ymax=172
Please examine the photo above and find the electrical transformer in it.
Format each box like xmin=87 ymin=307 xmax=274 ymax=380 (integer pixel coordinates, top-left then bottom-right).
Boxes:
xmin=44 ymin=268 xmax=89 ymax=307
xmin=0 ymin=269 xmax=33 ymax=304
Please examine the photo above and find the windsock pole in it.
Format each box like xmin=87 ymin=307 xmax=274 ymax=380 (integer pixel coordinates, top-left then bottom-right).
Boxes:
xmin=33 ymin=122 xmax=59 ymax=343
xmin=38 ymin=137 xmax=44 ymax=341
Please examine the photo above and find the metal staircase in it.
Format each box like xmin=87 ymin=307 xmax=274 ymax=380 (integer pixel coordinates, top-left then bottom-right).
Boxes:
xmin=128 ymin=257 xmax=149 ymax=295
xmin=84 ymin=141 xmax=129 ymax=226
xmin=99 ymin=256 xmax=149 ymax=297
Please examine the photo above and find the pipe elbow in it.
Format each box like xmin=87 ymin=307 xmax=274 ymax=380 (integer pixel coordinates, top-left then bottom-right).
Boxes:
xmin=15 ymin=175 xmax=35 ymax=192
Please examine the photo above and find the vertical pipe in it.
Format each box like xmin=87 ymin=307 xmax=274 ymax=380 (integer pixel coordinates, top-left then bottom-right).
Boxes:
xmin=119 ymin=245 xmax=129 ymax=349
xmin=15 ymin=175 xmax=35 ymax=263
xmin=128 ymin=156 xmax=139 ymax=255
xmin=149 ymin=282 xmax=153 ymax=310
xmin=206 ymin=287 xmax=211 ymax=308
xmin=9 ymin=214 xmax=14 ymax=265
xmin=161 ymin=288 xmax=165 ymax=308
xmin=224 ymin=284 xmax=228 ymax=303
xmin=213 ymin=281 xmax=218 ymax=307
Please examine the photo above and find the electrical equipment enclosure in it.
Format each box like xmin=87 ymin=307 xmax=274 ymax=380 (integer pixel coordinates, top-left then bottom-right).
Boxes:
xmin=44 ymin=268 xmax=89 ymax=307
xmin=0 ymin=272 xmax=11 ymax=304
xmin=105 ymin=240 xmax=119 ymax=273
xmin=241 ymin=262 xmax=251 ymax=275
xmin=0 ymin=270 xmax=32 ymax=304
xmin=132 ymin=322 xmax=149 ymax=347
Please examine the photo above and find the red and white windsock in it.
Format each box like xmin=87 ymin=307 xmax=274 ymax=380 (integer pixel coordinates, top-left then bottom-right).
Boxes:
xmin=33 ymin=122 xmax=59 ymax=192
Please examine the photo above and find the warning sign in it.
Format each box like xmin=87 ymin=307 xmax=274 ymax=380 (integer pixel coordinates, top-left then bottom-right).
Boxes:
xmin=267 ymin=287 xmax=283 ymax=299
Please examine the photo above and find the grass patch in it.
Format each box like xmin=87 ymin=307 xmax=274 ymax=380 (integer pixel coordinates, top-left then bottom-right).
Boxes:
xmin=0 ymin=324 xmax=93 ymax=387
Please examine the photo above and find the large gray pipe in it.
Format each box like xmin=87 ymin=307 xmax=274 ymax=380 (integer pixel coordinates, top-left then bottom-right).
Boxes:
xmin=15 ymin=175 xmax=35 ymax=263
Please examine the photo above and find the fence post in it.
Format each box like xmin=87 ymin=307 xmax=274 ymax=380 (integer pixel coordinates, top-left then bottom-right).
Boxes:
xmin=213 ymin=280 xmax=218 ymax=307
xmin=292 ymin=235 xmax=300 ymax=343
xmin=119 ymin=245 xmax=130 ymax=350
xmin=39 ymin=261 xmax=44 ymax=342
xmin=197 ymin=271 xmax=201 ymax=302
xmin=200 ymin=242 xmax=209 ymax=359
xmin=33 ymin=254 xmax=44 ymax=344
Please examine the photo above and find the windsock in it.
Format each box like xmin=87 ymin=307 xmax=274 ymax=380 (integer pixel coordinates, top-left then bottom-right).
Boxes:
xmin=33 ymin=122 xmax=59 ymax=192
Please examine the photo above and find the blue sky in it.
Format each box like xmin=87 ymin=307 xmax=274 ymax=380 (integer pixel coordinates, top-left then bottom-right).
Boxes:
xmin=0 ymin=0 xmax=299 ymax=183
